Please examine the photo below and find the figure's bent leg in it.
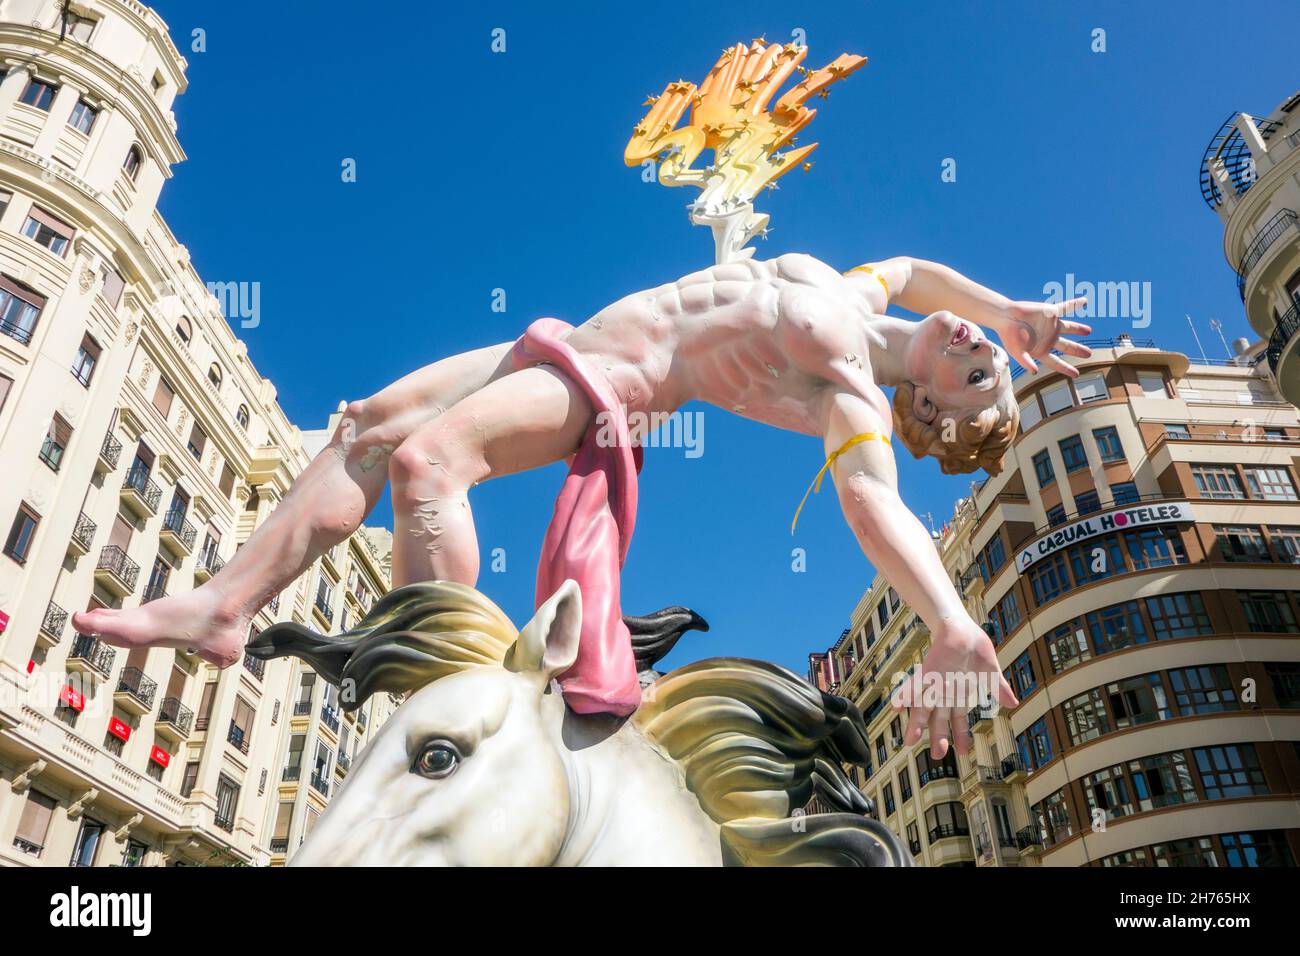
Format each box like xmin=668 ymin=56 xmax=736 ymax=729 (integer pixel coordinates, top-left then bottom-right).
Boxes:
xmin=388 ymin=365 xmax=594 ymax=588
xmin=74 ymin=341 xmax=515 ymax=667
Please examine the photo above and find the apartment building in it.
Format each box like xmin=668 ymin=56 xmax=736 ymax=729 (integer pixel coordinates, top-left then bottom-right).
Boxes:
xmin=810 ymin=337 xmax=1300 ymax=867
xmin=0 ymin=1 xmax=393 ymax=867
xmin=1199 ymin=89 xmax=1300 ymax=406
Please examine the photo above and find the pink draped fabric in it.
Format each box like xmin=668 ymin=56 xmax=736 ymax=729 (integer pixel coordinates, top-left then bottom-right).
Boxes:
xmin=512 ymin=318 xmax=642 ymax=716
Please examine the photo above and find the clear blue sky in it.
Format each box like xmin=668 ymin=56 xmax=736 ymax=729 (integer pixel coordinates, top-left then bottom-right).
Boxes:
xmin=146 ymin=0 xmax=1297 ymax=675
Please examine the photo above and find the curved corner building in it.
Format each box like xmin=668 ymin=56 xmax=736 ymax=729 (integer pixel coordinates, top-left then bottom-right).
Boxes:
xmin=0 ymin=1 xmax=395 ymax=867
xmin=1200 ymin=91 xmax=1300 ymax=406
xmin=811 ymin=338 xmax=1300 ymax=866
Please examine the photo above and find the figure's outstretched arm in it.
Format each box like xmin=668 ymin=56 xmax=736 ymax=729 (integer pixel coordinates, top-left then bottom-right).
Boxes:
xmin=847 ymin=256 xmax=1093 ymax=377
xmin=818 ymin=389 xmax=1017 ymax=759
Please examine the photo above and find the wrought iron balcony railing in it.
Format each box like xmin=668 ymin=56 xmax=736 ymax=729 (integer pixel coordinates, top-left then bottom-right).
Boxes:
xmin=1237 ymin=209 xmax=1297 ymax=300
xmin=227 ymin=721 xmax=250 ymax=755
xmin=142 ymin=578 xmax=168 ymax=603
xmin=115 ymin=666 xmax=157 ymax=710
xmin=68 ymin=633 xmax=116 ymax=676
xmin=161 ymin=507 xmax=197 ymax=549
xmin=1015 ymin=825 xmax=1044 ymax=850
xmin=293 ymin=700 xmax=311 ymax=717
xmin=123 ymin=463 xmax=162 ymax=513
xmin=41 ymin=601 xmax=68 ymax=641
xmin=96 ymin=545 xmax=140 ymax=591
xmin=927 ymin=823 xmax=971 ymax=843
xmin=71 ymin=512 xmax=96 ymax=552
xmin=310 ymin=771 xmax=330 ymax=797
xmin=242 ymin=651 xmax=265 ymax=681
xmin=100 ymin=431 xmax=122 ymax=469
xmin=158 ymin=697 xmax=194 ymax=735
xmin=1266 ymin=300 xmax=1300 ymax=386
xmin=320 ymin=704 xmax=340 ymax=733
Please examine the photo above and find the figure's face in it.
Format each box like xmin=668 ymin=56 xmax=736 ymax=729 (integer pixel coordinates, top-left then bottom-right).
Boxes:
xmin=906 ymin=311 xmax=1011 ymax=422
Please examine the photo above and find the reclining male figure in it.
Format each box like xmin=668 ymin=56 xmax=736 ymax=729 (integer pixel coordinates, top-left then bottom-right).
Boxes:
xmin=75 ymin=253 xmax=1088 ymax=757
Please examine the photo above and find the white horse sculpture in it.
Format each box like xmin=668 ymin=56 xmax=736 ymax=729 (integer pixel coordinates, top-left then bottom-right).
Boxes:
xmin=249 ymin=580 xmax=910 ymax=867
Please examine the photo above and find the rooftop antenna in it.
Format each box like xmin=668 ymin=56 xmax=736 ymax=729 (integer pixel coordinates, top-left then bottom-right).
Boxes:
xmin=919 ymin=511 xmax=939 ymax=537
xmin=1184 ymin=314 xmax=1210 ymax=365
xmin=1208 ymin=318 xmax=1233 ymax=360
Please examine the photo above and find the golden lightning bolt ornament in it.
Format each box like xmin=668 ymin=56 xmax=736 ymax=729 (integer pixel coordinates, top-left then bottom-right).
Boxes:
xmin=625 ymin=40 xmax=867 ymax=263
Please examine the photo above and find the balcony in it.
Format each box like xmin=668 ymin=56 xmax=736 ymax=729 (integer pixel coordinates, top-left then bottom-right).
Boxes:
xmin=1199 ymin=113 xmax=1282 ymax=210
xmin=1015 ymin=825 xmax=1044 ymax=853
xmin=67 ymin=512 xmax=96 ymax=558
xmin=967 ymin=705 xmax=995 ymax=734
xmin=336 ymin=750 xmax=352 ymax=775
xmin=114 ymin=666 xmax=157 ymax=716
xmin=242 ymin=651 xmax=265 ymax=681
xmin=193 ymin=545 xmax=224 ymax=583
xmin=214 ymin=810 xmax=234 ymax=833
xmin=1236 ymin=209 xmax=1297 ymax=301
xmin=142 ymin=578 xmax=167 ymax=603
xmin=282 ymin=765 xmax=302 ymax=783
xmin=227 ymin=721 xmax=250 ymax=755
xmin=1000 ymin=753 xmax=1028 ymax=783
xmin=158 ymin=507 xmax=197 ymax=556
xmin=38 ymin=601 xmax=68 ymax=647
xmin=928 ymin=823 xmax=971 ymax=843
xmin=309 ymin=771 xmax=330 ymax=797
xmin=93 ymin=545 xmax=139 ymax=597
xmin=270 ymin=838 xmax=289 ymax=855
xmin=1265 ymin=301 xmax=1300 ymax=407
xmin=66 ymin=633 xmax=116 ymax=681
xmin=120 ymin=463 xmax=162 ymax=517
xmin=96 ymin=430 xmax=121 ymax=474
xmin=320 ymin=704 xmax=340 ymax=734
xmin=156 ymin=697 xmax=194 ymax=741
xmin=293 ymin=700 xmax=311 ymax=717
xmin=313 ymin=594 xmax=334 ymax=626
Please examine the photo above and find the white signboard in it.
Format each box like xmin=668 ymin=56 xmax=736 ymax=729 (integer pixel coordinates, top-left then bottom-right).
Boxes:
xmin=1016 ymin=501 xmax=1193 ymax=573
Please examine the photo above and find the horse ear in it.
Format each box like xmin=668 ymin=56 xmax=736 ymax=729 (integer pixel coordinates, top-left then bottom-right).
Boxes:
xmin=507 ymin=579 xmax=582 ymax=686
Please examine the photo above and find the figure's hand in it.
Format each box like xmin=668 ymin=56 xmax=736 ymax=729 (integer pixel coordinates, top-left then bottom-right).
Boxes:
xmin=999 ymin=297 xmax=1092 ymax=378
xmin=891 ymin=618 xmax=1018 ymax=759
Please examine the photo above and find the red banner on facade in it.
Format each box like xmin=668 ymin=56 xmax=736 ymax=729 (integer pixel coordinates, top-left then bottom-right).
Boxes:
xmin=150 ymin=745 xmax=170 ymax=768
xmin=108 ymin=717 xmax=131 ymax=742
xmin=60 ymin=684 xmax=85 ymax=712
xmin=0 ymin=610 xmax=9 ymax=634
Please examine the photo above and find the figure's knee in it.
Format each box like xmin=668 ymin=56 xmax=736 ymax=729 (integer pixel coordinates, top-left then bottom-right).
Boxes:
xmin=388 ymin=429 xmax=484 ymax=506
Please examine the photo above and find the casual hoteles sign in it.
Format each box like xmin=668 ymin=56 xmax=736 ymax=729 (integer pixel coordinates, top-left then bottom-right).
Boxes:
xmin=1016 ymin=501 xmax=1193 ymax=573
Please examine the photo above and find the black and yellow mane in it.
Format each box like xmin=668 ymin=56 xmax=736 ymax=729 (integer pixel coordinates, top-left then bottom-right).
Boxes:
xmin=248 ymin=581 xmax=910 ymax=868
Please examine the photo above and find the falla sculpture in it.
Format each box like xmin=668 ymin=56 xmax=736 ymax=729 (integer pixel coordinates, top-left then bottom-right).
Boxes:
xmin=76 ymin=40 xmax=1094 ymax=866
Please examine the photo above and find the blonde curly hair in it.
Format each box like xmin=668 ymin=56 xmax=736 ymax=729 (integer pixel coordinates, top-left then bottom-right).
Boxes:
xmin=891 ymin=380 xmax=1019 ymax=476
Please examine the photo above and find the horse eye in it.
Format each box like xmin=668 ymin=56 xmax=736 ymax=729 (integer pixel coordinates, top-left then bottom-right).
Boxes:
xmin=412 ymin=742 xmax=460 ymax=779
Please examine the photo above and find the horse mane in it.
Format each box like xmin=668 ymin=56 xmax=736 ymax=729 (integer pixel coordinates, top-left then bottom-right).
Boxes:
xmin=633 ymin=658 xmax=910 ymax=866
xmin=248 ymin=582 xmax=909 ymax=867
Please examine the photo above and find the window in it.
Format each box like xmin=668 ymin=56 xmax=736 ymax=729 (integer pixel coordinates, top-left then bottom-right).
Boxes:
xmin=1164 ymin=423 xmax=1191 ymax=440
xmin=64 ymin=12 xmax=98 ymax=41
xmin=1040 ymin=381 xmax=1074 ymax=416
xmin=1146 ymin=592 xmax=1213 ymax=639
xmin=898 ymin=767 xmax=912 ymax=800
xmin=1067 ymin=534 xmax=1124 ymax=585
xmin=13 ymin=790 xmax=56 ymax=856
xmin=1269 ymin=526 xmax=1300 ymax=564
xmin=123 ymin=145 xmax=143 ymax=182
xmin=121 ymin=840 xmax=148 ymax=868
xmin=101 ymin=268 xmax=124 ymax=307
xmin=68 ymin=98 xmax=97 ymax=134
xmin=175 ymin=316 xmax=192 ymax=345
xmin=989 ymin=589 xmax=1022 ymax=642
xmin=219 ymin=463 xmax=236 ymax=498
xmin=1245 ymin=467 xmax=1297 ymax=501
xmin=1195 ymin=745 xmax=1268 ymax=800
xmin=1093 ymin=426 xmax=1124 ymax=462
xmin=1192 ymin=464 xmax=1245 ymax=500
xmin=39 ymin=415 xmax=71 ymax=471
xmin=1032 ymin=450 xmax=1055 ymax=488
xmin=70 ymin=819 xmax=105 ymax=867
xmin=1086 ymin=600 xmax=1147 ymax=656
xmin=214 ymin=776 xmax=240 ymax=832
xmin=19 ymin=77 xmax=57 ymax=111
xmin=1170 ymin=666 xmax=1238 ymax=716
xmin=1083 ymin=763 xmax=1137 ymax=819
xmin=975 ymin=534 xmax=1006 ymax=583
xmin=1111 ymin=481 xmax=1140 ymax=506
xmin=1074 ymin=372 xmax=1108 ymax=403
xmin=1215 ymin=525 xmax=1269 ymax=563
xmin=1047 ymin=621 xmax=1091 ymax=672
xmin=1238 ymin=591 xmax=1298 ymax=633
xmin=882 ymin=783 xmax=895 ymax=816
xmin=1265 ymin=662 xmax=1300 ymax=708
xmin=229 ymin=696 xmax=254 ymax=754
xmin=1130 ymin=752 xmax=1196 ymax=811
xmin=1063 ymin=687 xmax=1110 ymax=745
xmin=1019 ymin=397 xmax=1043 ymax=431
xmin=1017 ymin=716 xmax=1054 ymax=770
xmin=4 ymin=503 xmax=39 ymax=563
xmin=1138 ymin=371 xmax=1167 ymax=399
xmin=152 ymin=375 xmax=174 ymax=419
xmin=1074 ymin=489 xmax=1101 ymax=516
xmin=187 ymin=423 xmax=207 ymax=461
xmin=1055 ymin=437 xmax=1086 ymax=476
xmin=207 ymin=363 xmax=223 ymax=388
xmin=1046 ymin=504 xmax=1066 ymax=527
xmin=21 ymin=207 xmax=74 ymax=258
xmin=924 ymin=802 xmax=969 ymax=840
xmin=0 ymin=276 xmax=47 ymax=345
xmin=0 ymin=372 xmax=11 ymax=413
xmin=1028 ymin=552 xmax=1069 ymax=605
xmin=1125 ymin=526 xmax=1188 ymax=570
xmin=236 ymin=404 xmax=250 ymax=430
xmin=71 ymin=333 xmax=100 ymax=387
xmin=1221 ymin=831 xmax=1295 ymax=867
xmin=1108 ymin=673 xmax=1170 ymax=729
xmin=1006 ymin=650 xmax=1036 ymax=699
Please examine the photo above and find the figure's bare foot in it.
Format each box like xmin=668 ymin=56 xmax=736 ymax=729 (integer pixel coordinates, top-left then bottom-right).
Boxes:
xmin=71 ymin=587 xmax=250 ymax=668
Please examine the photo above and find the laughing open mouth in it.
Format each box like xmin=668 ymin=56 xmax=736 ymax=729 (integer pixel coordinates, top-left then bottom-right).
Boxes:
xmin=949 ymin=321 xmax=970 ymax=348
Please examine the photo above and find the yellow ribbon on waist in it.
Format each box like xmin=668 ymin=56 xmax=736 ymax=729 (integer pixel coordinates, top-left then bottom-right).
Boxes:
xmin=791 ymin=432 xmax=892 ymax=535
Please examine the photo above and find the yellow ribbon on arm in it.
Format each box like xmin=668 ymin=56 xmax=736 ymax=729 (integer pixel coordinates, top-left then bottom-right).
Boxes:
xmin=791 ymin=432 xmax=893 ymax=535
